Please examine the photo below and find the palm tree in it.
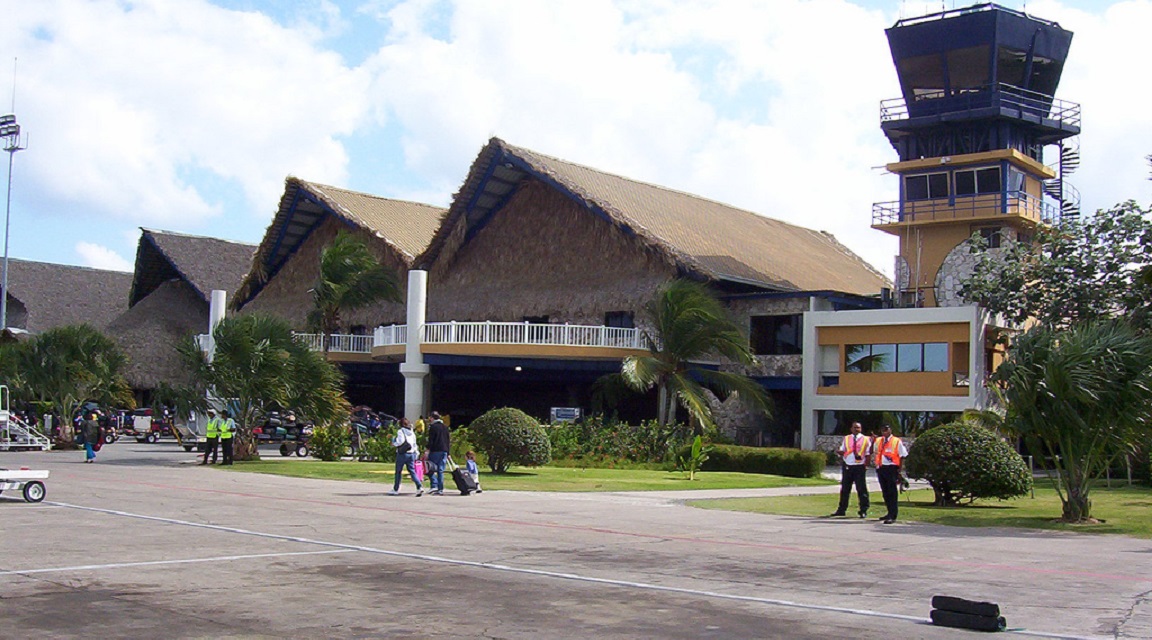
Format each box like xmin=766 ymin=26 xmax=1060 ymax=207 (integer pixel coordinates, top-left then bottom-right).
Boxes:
xmin=178 ymin=314 xmax=350 ymax=460
xmin=308 ymin=230 xmax=401 ymax=350
xmin=995 ymin=319 xmax=1152 ymax=522
xmin=621 ymin=279 xmax=771 ymax=430
xmin=4 ymin=325 xmax=134 ymax=443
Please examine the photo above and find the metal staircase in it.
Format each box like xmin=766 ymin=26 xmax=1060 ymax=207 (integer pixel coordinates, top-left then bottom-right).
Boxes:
xmin=1043 ymin=137 xmax=1081 ymax=218
xmin=0 ymin=386 xmax=51 ymax=451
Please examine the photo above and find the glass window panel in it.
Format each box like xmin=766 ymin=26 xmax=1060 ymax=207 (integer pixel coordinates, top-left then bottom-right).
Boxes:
xmin=905 ymin=175 xmax=928 ymax=201
xmin=898 ymin=54 xmax=946 ymax=99
xmin=976 ymin=167 xmax=1001 ymax=193
xmin=928 ymin=173 xmax=949 ymax=198
xmin=1007 ymin=167 xmax=1025 ymax=192
xmin=997 ymin=46 xmax=1028 ymax=87
xmin=955 ymin=170 xmax=976 ymax=196
xmin=871 ymin=344 xmax=896 ymax=372
xmin=897 ymin=343 xmax=923 ymax=372
xmin=946 ymin=46 xmax=990 ymax=91
xmin=924 ymin=343 xmax=948 ymax=372
xmin=845 ymin=344 xmax=871 ymax=373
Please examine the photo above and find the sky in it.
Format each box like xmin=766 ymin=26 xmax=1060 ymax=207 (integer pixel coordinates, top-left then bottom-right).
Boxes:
xmin=0 ymin=0 xmax=1149 ymax=281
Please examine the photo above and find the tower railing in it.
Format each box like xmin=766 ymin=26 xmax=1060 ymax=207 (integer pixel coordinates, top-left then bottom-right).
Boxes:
xmin=872 ymin=190 xmax=1060 ymax=226
xmin=880 ymin=83 xmax=1080 ymax=130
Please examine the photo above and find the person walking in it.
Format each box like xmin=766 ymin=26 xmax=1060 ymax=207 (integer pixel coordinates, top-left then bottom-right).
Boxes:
xmin=873 ymin=424 xmax=909 ymax=524
xmin=81 ymin=412 xmax=100 ymax=463
xmin=828 ymin=422 xmax=870 ymax=518
xmin=426 ymin=411 xmax=450 ymax=495
xmin=219 ymin=410 xmax=236 ymax=465
xmin=389 ymin=418 xmax=423 ymax=496
xmin=201 ymin=409 xmax=220 ymax=465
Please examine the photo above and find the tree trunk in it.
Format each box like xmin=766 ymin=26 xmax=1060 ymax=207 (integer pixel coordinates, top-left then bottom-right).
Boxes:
xmin=1062 ymin=485 xmax=1092 ymax=521
xmin=234 ymin=432 xmax=259 ymax=461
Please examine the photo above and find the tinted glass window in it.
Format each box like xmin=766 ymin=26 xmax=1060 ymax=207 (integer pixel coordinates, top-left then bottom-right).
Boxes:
xmin=905 ymin=175 xmax=928 ymax=201
xmin=871 ymin=344 xmax=896 ymax=373
xmin=845 ymin=345 xmax=871 ymax=373
xmin=955 ymin=171 xmax=976 ymax=196
xmin=897 ymin=343 xmax=923 ymax=372
xmin=928 ymin=173 xmax=949 ymax=198
xmin=976 ymin=168 xmax=1001 ymax=193
xmin=924 ymin=343 xmax=948 ymax=372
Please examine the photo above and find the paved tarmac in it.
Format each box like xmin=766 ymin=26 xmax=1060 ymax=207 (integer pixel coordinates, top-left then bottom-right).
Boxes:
xmin=2 ymin=441 xmax=1150 ymax=639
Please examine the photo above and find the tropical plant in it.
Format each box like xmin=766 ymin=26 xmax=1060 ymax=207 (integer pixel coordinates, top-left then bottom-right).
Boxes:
xmin=2 ymin=325 xmax=133 ymax=443
xmin=903 ymin=422 xmax=1032 ymax=506
xmin=308 ymin=230 xmax=400 ymax=349
xmin=621 ymin=279 xmax=771 ymax=430
xmin=307 ymin=421 xmax=349 ymax=462
xmin=178 ymin=314 xmax=351 ymax=460
xmin=679 ymin=435 xmax=712 ymax=480
xmin=961 ymin=202 xmax=1152 ymax=330
xmin=469 ymin=407 xmax=552 ymax=473
xmin=994 ymin=320 xmax=1152 ymax=521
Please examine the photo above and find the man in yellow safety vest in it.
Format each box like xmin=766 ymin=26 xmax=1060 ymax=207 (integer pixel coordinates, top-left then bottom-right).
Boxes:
xmin=873 ymin=424 xmax=909 ymax=524
xmin=201 ymin=409 xmax=220 ymax=465
xmin=219 ymin=409 xmax=235 ymax=465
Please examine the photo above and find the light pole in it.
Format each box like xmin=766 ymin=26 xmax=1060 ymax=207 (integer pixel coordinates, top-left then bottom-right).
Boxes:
xmin=0 ymin=113 xmax=24 ymax=330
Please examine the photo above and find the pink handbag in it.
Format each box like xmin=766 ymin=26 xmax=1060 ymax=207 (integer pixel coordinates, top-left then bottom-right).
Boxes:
xmin=413 ymin=459 xmax=425 ymax=482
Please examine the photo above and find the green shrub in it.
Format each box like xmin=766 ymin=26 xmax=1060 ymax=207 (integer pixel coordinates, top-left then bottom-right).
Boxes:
xmin=545 ymin=416 xmax=721 ymax=465
xmin=470 ymin=407 xmax=552 ymax=473
xmin=904 ymin=422 xmax=1032 ymax=505
xmin=359 ymin=430 xmax=395 ymax=463
xmin=308 ymin=421 xmax=349 ymax=462
xmin=673 ymin=444 xmax=825 ymax=478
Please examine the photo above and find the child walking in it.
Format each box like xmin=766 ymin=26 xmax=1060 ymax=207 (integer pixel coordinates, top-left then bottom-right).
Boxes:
xmin=465 ymin=450 xmax=483 ymax=493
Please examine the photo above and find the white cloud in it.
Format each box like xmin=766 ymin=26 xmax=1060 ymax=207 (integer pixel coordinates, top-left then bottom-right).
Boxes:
xmin=75 ymin=242 xmax=133 ymax=272
xmin=2 ymin=0 xmax=369 ymax=228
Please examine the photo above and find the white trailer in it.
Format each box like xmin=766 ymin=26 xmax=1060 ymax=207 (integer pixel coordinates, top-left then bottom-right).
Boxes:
xmin=0 ymin=468 xmax=49 ymax=502
xmin=0 ymin=385 xmax=51 ymax=452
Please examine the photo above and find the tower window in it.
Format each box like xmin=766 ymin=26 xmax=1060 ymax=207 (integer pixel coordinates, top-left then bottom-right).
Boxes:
xmin=905 ymin=172 xmax=949 ymax=201
xmin=955 ymin=167 xmax=1002 ymax=196
xmin=750 ymin=314 xmax=802 ymax=355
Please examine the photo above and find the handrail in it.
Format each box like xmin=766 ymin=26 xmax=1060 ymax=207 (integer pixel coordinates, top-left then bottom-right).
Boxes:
xmin=374 ymin=321 xmax=646 ymax=350
xmin=880 ymin=83 xmax=1080 ymax=130
xmin=872 ymin=190 xmax=1060 ymax=226
xmin=293 ymin=333 xmax=374 ymax=354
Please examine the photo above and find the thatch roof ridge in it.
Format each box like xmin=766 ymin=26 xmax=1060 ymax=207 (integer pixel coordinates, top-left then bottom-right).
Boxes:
xmin=131 ymin=228 xmax=257 ymax=306
xmin=299 ymin=179 xmax=446 ymax=262
xmin=233 ymin=176 xmax=445 ymax=309
xmin=420 ymin=137 xmax=889 ymax=295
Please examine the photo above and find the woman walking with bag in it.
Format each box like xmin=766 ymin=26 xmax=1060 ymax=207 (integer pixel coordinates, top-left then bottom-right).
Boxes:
xmin=389 ymin=418 xmax=423 ymax=496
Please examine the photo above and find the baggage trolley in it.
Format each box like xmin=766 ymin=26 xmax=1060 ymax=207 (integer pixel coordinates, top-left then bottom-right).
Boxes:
xmin=0 ymin=468 xmax=50 ymax=502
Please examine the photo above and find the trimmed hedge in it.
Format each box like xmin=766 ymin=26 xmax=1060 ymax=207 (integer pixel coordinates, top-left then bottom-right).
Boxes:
xmin=673 ymin=443 xmax=825 ymax=478
xmin=904 ymin=422 xmax=1032 ymax=505
xmin=470 ymin=407 xmax=552 ymax=473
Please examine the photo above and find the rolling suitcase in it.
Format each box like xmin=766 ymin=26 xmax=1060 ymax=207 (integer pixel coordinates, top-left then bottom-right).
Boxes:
xmin=448 ymin=457 xmax=477 ymax=495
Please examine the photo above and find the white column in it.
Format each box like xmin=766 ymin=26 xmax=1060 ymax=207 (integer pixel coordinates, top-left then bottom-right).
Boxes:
xmin=207 ymin=289 xmax=227 ymax=362
xmin=799 ymin=309 xmax=820 ymax=450
xmin=400 ymin=270 xmax=430 ymax=422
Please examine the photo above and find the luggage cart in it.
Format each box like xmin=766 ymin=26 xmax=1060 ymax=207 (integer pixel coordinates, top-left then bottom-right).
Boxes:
xmin=0 ymin=468 xmax=50 ymax=502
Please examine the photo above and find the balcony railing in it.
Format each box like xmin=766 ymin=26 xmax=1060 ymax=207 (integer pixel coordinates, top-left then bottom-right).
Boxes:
xmin=880 ymin=83 xmax=1080 ymax=130
xmin=293 ymin=333 xmax=374 ymax=354
xmin=872 ymin=190 xmax=1059 ymax=226
xmin=375 ymin=321 xmax=646 ymax=350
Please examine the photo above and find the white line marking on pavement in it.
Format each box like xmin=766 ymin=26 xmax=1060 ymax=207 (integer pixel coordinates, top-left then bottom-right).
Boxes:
xmin=0 ymin=549 xmax=353 ymax=576
xmin=46 ymin=501 xmax=1101 ymax=640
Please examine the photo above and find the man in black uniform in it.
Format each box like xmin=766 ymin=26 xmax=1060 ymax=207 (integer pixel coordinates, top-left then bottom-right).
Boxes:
xmin=426 ymin=412 xmax=450 ymax=495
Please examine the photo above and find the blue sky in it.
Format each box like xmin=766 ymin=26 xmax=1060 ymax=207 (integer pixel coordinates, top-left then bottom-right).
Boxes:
xmin=1 ymin=0 xmax=1149 ymax=280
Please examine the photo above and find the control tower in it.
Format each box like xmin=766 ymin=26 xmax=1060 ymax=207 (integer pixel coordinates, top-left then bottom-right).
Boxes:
xmin=872 ymin=3 xmax=1079 ymax=308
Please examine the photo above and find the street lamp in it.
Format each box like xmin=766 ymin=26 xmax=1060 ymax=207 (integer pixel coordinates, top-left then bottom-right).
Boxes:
xmin=0 ymin=113 xmax=25 ymax=330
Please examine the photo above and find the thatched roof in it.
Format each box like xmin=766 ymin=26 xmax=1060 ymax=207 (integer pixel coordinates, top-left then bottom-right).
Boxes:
xmin=108 ymin=278 xmax=205 ymax=389
xmin=233 ymin=177 xmax=446 ymax=308
xmin=418 ymin=138 xmax=890 ymax=296
xmin=129 ymin=229 xmax=257 ymax=307
xmin=0 ymin=258 xmax=133 ymax=332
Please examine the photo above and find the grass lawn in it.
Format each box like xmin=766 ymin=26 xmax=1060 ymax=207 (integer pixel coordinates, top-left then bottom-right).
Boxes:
xmin=225 ymin=459 xmax=835 ymax=492
xmin=689 ymin=484 xmax=1152 ymax=538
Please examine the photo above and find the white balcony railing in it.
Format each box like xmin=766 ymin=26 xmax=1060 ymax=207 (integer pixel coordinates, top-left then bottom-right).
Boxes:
xmin=375 ymin=321 xmax=646 ymax=350
xmin=293 ymin=333 xmax=374 ymax=354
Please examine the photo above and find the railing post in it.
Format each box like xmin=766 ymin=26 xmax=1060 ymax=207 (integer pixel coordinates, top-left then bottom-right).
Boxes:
xmin=450 ymin=320 xmax=457 ymax=344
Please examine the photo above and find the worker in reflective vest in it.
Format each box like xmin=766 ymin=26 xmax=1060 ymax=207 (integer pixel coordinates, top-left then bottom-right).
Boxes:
xmin=828 ymin=422 xmax=871 ymax=518
xmin=873 ymin=424 xmax=909 ymax=524
xmin=201 ymin=409 xmax=220 ymax=465
xmin=219 ymin=409 xmax=236 ymax=466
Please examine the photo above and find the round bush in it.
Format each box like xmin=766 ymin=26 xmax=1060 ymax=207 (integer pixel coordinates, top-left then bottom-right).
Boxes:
xmin=308 ymin=420 xmax=349 ymax=462
xmin=469 ymin=407 xmax=552 ymax=473
xmin=904 ymin=422 xmax=1032 ymax=506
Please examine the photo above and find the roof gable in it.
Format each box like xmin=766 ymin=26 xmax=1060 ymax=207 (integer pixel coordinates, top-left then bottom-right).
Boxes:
xmin=420 ymin=138 xmax=890 ymax=296
xmin=0 ymin=258 xmax=133 ymax=332
xmin=234 ymin=177 xmax=446 ymax=308
xmin=129 ymin=229 xmax=257 ymax=306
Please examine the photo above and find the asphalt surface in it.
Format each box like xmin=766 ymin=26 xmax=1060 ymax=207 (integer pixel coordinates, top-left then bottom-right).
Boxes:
xmin=2 ymin=441 xmax=1150 ymax=639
